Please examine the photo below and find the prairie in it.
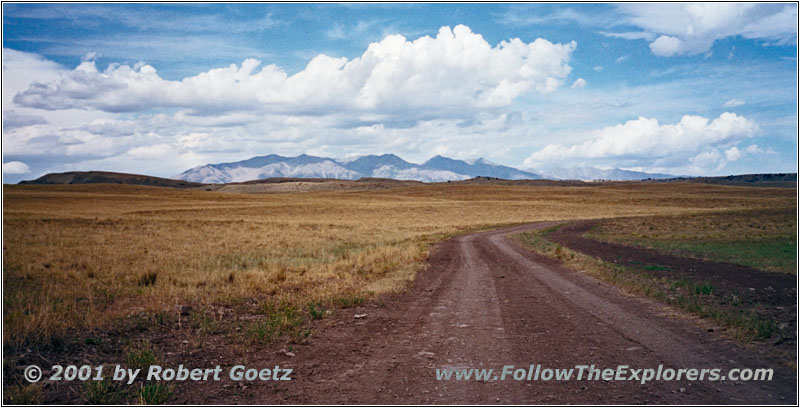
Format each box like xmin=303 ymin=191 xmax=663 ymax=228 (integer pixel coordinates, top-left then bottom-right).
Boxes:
xmin=2 ymin=182 xmax=794 ymax=347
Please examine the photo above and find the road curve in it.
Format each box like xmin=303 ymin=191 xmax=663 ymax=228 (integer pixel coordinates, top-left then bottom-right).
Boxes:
xmin=186 ymin=222 xmax=797 ymax=404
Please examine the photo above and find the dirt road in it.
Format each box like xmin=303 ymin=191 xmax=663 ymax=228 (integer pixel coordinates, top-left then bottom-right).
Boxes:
xmin=183 ymin=222 xmax=796 ymax=404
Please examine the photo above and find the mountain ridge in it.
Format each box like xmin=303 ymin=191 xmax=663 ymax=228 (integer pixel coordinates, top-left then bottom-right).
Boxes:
xmin=541 ymin=166 xmax=675 ymax=181
xmin=173 ymin=153 xmax=545 ymax=183
xmin=172 ymin=154 xmax=685 ymax=184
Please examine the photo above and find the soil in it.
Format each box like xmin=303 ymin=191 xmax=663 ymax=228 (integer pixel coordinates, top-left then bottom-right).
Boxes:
xmin=7 ymin=222 xmax=797 ymax=404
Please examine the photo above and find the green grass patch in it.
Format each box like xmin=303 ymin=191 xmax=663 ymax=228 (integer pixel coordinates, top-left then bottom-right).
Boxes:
xmin=307 ymin=302 xmax=326 ymax=320
xmin=331 ymin=294 xmax=366 ymax=309
xmin=137 ymin=383 xmax=173 ymax=405
xmin=514 ymin=225 xmax=784 ymax=343
xmin=84 ymin=336 xmax=102 ymax=345
xmin=694 ymin=282 xmax=715 ymax=295
xmin=247 ymin=302 xmax=305 ymax=344
xmin=652 ymin=238 xmax=794 ymax=274
xmin=586 ymin=209 xmax=797 ymax=274
xmin=125 ymin=343 xmax=159 ymax=371
xmin=84 ymin=379 xmax=129 ymax=404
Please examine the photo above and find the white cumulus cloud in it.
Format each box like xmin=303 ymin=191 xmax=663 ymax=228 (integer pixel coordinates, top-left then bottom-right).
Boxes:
xmin=690 ymin=149 xmax=723 ymax=169
xmin=12 ymin=25 xmax=577 ymax=119
xmin=724 ymin=146 xmax=743 ymax=161
xmin=649 ymin=35 xmax=685 ymax=57
xmin=3 ymin=161 xmax=31 ymax=174
xmin=523 ymin=112 xmax=759 ymax=171
xmin=571 ymin=78 xmax=587 ymax=89
xmin=612 ymin=3 xmax=797 ymax=56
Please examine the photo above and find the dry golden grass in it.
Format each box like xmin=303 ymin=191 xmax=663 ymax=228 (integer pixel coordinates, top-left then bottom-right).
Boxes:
xmin=2 ymin=182 xmax=794 ymax=346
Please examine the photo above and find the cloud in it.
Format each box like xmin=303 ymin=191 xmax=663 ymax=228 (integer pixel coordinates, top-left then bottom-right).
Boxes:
xmin=82 ymin=51 xmax=98 ymax=62
xmin=649 ymin=35 xmax=685 ymax=57
xmin=744 ymin=144 xmax=771 ymax=155
xmin=325 ymin=23 xmax=347 ymax=40
xmin=693 ymin=143 xmax=771 ymax=173
xmin=12 ymin=25 xmax=577 ymax=119
xmin=615 ymin=55 xmax=629 ymax=63
xmin=325 ymin=19 xmax=386 ymax=41
xmin=615 ymin=3 xmax=797 ymax=56
xmin=571 ymin=78 xmax=586 ymax=89
xmin=523 ymin=112 xmax=759 ymax=172
xmin=3 ymin=161 xmax=31 ymax=174
xmin=724 ymin=146 xmax=742 ymax=162
xmin=690 ymin=149 xmax=722 ymax=169
xmin=496 ymin=6 xmax=601 ymax=28
xmin=599 ymin=31 xmax=656 ymax=41
xmin=128 ymin=143 xmax=175 ymax=159
xmin=76 ymin=119 xmax=136 ymax=137
xmin=2 ymin=48 xmax=66 ymax=107
xmin=2 ymin=110 xmax=47 ymax=130
xmin=3 ymin=42 xmax=569 ymax=179
xmin=593 ymin=66 xmax=602 ymax=72
xmin=722 ymin=98 xmax=745 ymax=108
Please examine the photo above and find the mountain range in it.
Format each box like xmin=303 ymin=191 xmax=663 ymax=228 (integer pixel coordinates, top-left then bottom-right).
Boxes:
xmin=172 ymin=154 xmax=674 ymax=183
xmin=540 ymin=167 xmax=675 ymax=181
xmin=173 ymin=154 xmax=542 ymax=183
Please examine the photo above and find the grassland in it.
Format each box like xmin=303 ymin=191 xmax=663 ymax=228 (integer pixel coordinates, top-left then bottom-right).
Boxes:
xmin=585 ymin=208 xmax=796 ymax=274
xmin=2 ymin=182 xmax=794 ymax=348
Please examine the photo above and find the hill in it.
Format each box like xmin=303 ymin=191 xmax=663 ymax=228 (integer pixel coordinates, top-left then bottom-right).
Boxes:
xmin=18 ymin=171 xmax=205 ymax=188
xmin=661 ymin=173 xmax=796 ymax=188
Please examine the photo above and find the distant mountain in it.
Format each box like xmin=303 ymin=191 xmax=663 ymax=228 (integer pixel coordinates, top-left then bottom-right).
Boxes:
xmin=174 ymin=154 xmax=360 ymax=183
xmin=174 ymin=154 xmax=544 ymax=183
xmin=423 ymin=155 xmax=540 ymax=180
xmin=339 ymin=154 xmax=415 ymax=174
xmin=19 ymin=171 xmax=204 ymax=188
xmin=335 ymin=154 xmax=465 ymax=181
xmin=540 ymin=167 xmax=675 ymax=181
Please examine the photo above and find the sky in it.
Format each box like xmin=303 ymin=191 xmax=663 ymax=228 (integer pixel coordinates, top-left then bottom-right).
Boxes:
xmin=2 ymin=3 xmax=798 ymax=183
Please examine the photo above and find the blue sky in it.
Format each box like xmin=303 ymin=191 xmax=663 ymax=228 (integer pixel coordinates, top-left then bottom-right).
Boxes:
xmin=2 ymin=3 xmax=797 ymax=182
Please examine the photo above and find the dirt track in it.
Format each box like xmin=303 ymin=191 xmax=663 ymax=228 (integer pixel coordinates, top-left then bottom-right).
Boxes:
xmin=181 ymin=222 xmax=796 ymax=404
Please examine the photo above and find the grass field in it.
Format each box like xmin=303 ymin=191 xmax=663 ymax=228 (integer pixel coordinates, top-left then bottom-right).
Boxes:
xmin=2 ymin=182 xmax=795 ymax=348
xmin=585 ymin=208 xmax=796 ymax=274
